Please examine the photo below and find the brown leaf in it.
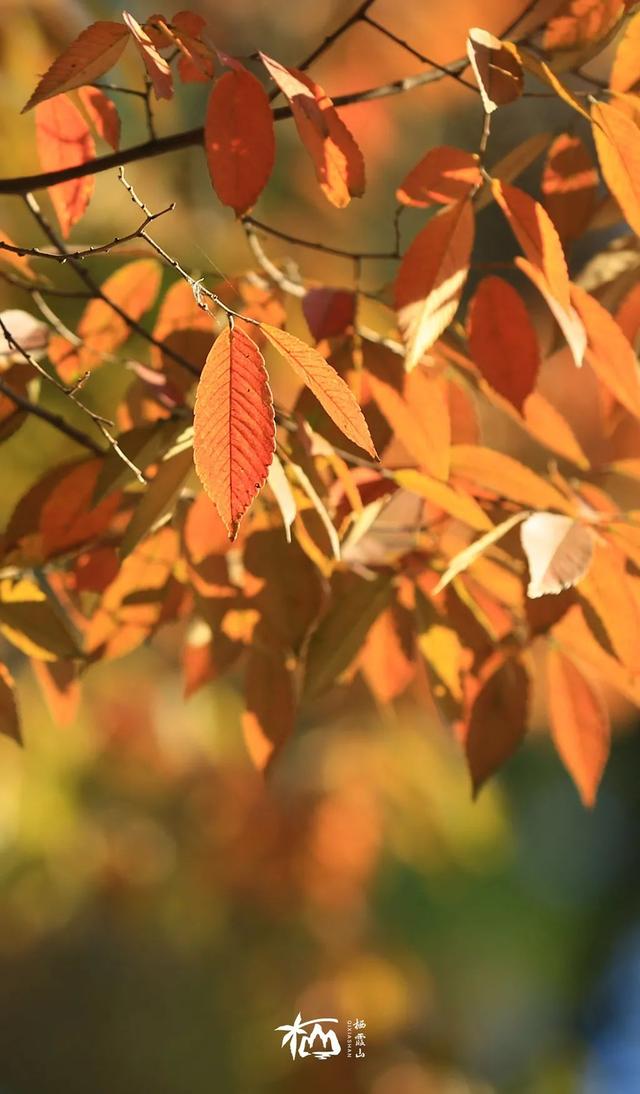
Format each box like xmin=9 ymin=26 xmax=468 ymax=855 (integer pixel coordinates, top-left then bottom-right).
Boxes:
xmin=467 ymin=28 xmax=523 ymax=113
xmin=465 ymin=656 xmax=529 ymax=795
xmin=542 ymin=133 xmax=598 ymax=244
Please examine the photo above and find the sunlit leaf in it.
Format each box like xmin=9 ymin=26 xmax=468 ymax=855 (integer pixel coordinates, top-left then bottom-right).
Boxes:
xmin=205 ymin=60 xmax=275 ymax=216
xmin=547 ymin=647 xmax=609 ymax=807
xmin=35 ymin=96 xmax=95 ymax=237
xmin=22 ymin=21 xmax=130 ymax=111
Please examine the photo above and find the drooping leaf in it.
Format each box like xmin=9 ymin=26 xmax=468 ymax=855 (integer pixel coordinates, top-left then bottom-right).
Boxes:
xmin=579 ymin=540 xmax=640 ymax=673
xmin=475 ymin=132 xmax=552 ymax=211
xmin=542 ymin=133 xmax=598 ymax=244
xmin=570 ymin=282 xmax=640 ymax=418
xmin=77 ymin=86 xmax=121 ymax=150
xmin=521 ymin=512 xmax=595 ymax=598
xmin=204 ymin=61 xmax=275 ymax=216
xmin=492 ymin=180 xmax=572 ymax=310
xmin=467 ymin=276 xmax=540 ymax=410
xmin=260 ymin=323 xmax=376 ymax=457
xmin=592 ymin=98 xmax=640 ymax=237
xmin=465 ymin=656 xmax=529 ymax=795
xmin=547 ymin=647 xmax=609 ymax=807
xmin=120 ymin=445 xmax=194 ymax=558
xmin=515 ymin=256 xmax=587 ymax=368
xmin=302 ymin=288 xmax=355 ymax=340
xmin=122 ymin=11 xmax=173 ymax=99
xmin=466 ymin=28 xmax=523 ymax=113
xmin=193 ymin=325 xmax=275 ymax=538
xmin=395 ymin=469 xmax=492 ymax=531
xmin=35 ymin=96 xmax=95 ymax=237
xmin=395 ymin=199 xmax=474 ymax=371
xmin=267 ymin=454 xmax=297 ymax=542
xmin=523 ymin=392 xmax=589 ymax=468
xmin=259 ymin=52 xmax=365 ymax=208
xmin=396 ymin=146 xmax=481 ymax=207
xmin=22 ymin=21 xmax=130 ymax=111
xmin=450 ymin=446 xmax=573 ymax=512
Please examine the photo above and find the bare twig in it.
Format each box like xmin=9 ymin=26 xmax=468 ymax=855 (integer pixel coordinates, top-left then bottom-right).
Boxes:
xmin=0 ymin=373 xmax=101 ymax=454
xmin=0 ymin=203 xmax=174 ymax=263
xmin=362 ymin=14 xmax=478 ymax=91
xmin=241 ymin=215 xmax=399 ymax=261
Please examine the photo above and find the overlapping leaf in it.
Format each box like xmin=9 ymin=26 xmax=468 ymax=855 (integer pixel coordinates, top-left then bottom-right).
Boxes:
xmin=35 ymin=96 xmax=95 ymax=237
xmin=205 ymin=60 xmax=275 ymax=216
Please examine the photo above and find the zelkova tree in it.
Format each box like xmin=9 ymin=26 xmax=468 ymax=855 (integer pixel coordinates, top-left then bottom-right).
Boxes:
xmin=1 ymin=0 xmax=640 ymax=804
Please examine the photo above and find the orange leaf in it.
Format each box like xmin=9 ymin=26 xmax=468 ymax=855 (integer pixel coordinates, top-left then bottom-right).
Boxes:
xmin=396 ymin=145 xmax=481 ymax=207
xmin=395 ymin=200 xmax=474 ymax=371
xmin=492 ymin=179 xmax=572 ymax=310
xmin=167 ymin=11 xmax=214 ymax=83
xmin=520 ymin=512 xmax=595 ymax=597
xmin=465 ymin=656 xmax=529 ymax=795
xmin=122 ymin=11 xmax=173 ymax=100
xmin=50 ymin=259 xmax=161 ymax=379
xmin=467 ymin=276 xmax=540 ymax=410
xmin=592 ymin=98 xmax=640 ymax=236
xmin=450 ymin=445 xmax=572 ymax=512
xmin=35 ymin=96 xmax=95 ymax=237
xmin=610 ymin=8 xmax=640 ymax=91
xmin=579 ymin=540 xmax=640 ymax=673
xmin=22 ymin=21 xmax=130 ymax=111
xmin=260 ymin=323 xmax=376 ymax=457
xmin=193 ymin=325 xmax=275 ymax=538
xmin=523 ymin=392 xmax=589 ymax=468
xmin=204 ymin=61 xmax=275 ymax=216
xmin=259 ymin=52 xmax=365 ymax=208
xmin=570 ymin=282 xmax=640 ymax=418
xmin=515 ymin=257 xmax=587 ymax=367
xmin=367 ymin=365 xmax=451 ymax=480
xmin=242 ymin=640 xmax=296 ymax=770
xmin=77 ymin=86 xmax=120 ymax=150
xmin=466 ymin=28 xmax=523 ymax=113
xmin=543 ymin=0 xmax=626 ymax=54
xmin=547 ymin=647 xmax=609 ymax=807
xmin=542 ymin=133 xmax=598 ymax=244
xmin=0 ymin=662 xmax=20 ymax=743
xmin=359 ymin=600 xmax=415 ymax=703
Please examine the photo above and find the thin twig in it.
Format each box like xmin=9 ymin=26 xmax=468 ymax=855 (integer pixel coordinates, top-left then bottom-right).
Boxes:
xmin=0 ymin=204 xmax=174 ymax=263
xmin=0 ymin=373 xmax=102 ymax=454
xmin=242 ymin=215 xmax=399 ymax=261
xmin=362 ymin=14 xmax=477 ymax=91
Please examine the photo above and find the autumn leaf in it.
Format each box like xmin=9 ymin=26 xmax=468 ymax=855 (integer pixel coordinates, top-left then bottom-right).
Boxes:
xmin=367 ymin=365 xmax=451 ymax=480
xmin=122 ymin=11 xmax=173 ymax=100
xmin=22 ymin=21 xmax=130 ymax=111
xmin=242 ymin=639 xmax=296 ymax=770
xmin=0 ymin=663 xmax=20 ymax=743
xmin=32 ymin=660 xmax=81 ymax=728
xmin=450 ymin=446 xmax=572 ymax=512
xmin=592 ymin=98 xmax=640 ymax=237
xmin=396 ymin=146 xmax=481 ymax=207
xmin=260 ymin=323 xmax=376 ymax=457
xmin=579 ymin=540 xmax=640 ymax=674
xmin=542 ymin=133 xmax=598 ymax=244
xmin=465 ymin=656 xmax=529 ymax=795
xmin=434 ymin=511 xmax=529 ymax=595
xmin=570 ymin=282 xmax=640 ymax=419
xmin=467 ymin=28 xmax=523 ymax=113
xmin=467 ymin=276 xmax=540 ymax=410
xmin=193 ymin=325 xmax=276 ymax=538
xmin=204 ymin=61 xmax=275 ymax=216
xmin=610 ymin=7 xmax=640 ymax=91
xmin=259 ymin=52 xmax=365 ymax=208
xmin=77 ymin=86 xmax=121 ymax=150
xmin=547 ymin=647 xmax=609 ymax=807
xmin=520 ymin=512 xmax=595 ymax=598
xmin=35 ymin=96 xmax=95 ymax=237
xmin=302 ymin=288 xmax=355 ymax=340
xmin=492 ymin=180 xmax=572 ymax=310
xmin=395 ymin=199 xmax=474 ymax=371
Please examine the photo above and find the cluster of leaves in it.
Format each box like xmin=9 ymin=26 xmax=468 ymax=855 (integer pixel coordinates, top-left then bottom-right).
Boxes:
xmin=2 ymin=0 xmax=640 ymax=807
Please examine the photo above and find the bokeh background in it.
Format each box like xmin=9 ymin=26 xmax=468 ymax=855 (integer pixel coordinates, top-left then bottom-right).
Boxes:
xmin=1 ymin=1 xmax=640 ymax=1090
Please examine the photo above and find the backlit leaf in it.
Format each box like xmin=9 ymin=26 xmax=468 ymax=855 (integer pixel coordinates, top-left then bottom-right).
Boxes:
xmin=193 ymin=325 xmax=275 ymax=538
xmin=542 ymin=133 xmax=598 ymax=244
xmin=610 ymin=8 xmax=640 ymax=91
xmin=367 ymin=364 xmax=451 ymax=480
xmin=0 ymin=663 xmax=20 ymax=743
xmin=592 ymin=98 xmax=640 ymax=237
xmin=78 ymin=85 xmax=120 ymax=150
xmin=396 ymin=146 xmax=481 ymax=207
xmin=465 ymin=656 xmax=529 ymax=795
xmin=395 ymin=199 xmax=474 ymax=371
xmin=434 ymin=511 xmax=529 ymax=595
xmin=122 ymin=11 xmax=173 ymax=100
xmin=467 ymin=28 xmax=523 ymax=113
xmin=259 ymin=52 xmax=365 ymax=208
xmin=35 ymin=96 xmax=95 ymax=237
xmin=547 ymin=647 xmax=609 ymax=807
xmin=204 ymin=61 xmax=275 ymax=216
xmin=570 ymin=282 xmax=640 ymax=418
xmin=450 ymin=446 xmax=573 ymax=512
xmin=467 ymin=276 xmax=540 ymax=410
xmin=260 ymin=323 xmax=376 ymax=457
xmin=22 ymin=21 xmax=130 ymax=111
xmin=242 ymin=639 xmax=296 ymax=770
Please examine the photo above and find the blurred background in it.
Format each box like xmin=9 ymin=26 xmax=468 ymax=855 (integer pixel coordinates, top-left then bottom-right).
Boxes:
xmin=1 ymin=0 xmax=640 ymax=1090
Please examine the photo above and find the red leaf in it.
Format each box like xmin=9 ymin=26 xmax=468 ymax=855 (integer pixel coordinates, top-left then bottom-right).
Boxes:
xmin=396 ymin=145 xmax=481 ymax=207
xmin=395 ymin=200 xmax=475 ymax=371
xmin=259 ymin=52 xmax=365 ymax=208
xmin=467 ymin=276 xmax=540 ymax=410
xmin=260 ymin=323 xmax=376 ymax=457
xmin=303 ymin=288 xmax=355 ymax=340
xmin=193 ymin=325 xmax=276 ymax=538
xmin=78 ymin=85 xmax=120 ymax=150
xmin=542 ymin=133 xmax=598 ymax=244
xmin=204 ymin=62 xmax=275 ymax=216
xmin=22 ymin=21 xmax=130 ymax=111
xmin=122 ymin=11 xmax=173 ymax=100
xmin=35 ymin=96 xmax=95 ymax=237
xmin=547 ymin=647 xmax=609 ymax=807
